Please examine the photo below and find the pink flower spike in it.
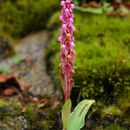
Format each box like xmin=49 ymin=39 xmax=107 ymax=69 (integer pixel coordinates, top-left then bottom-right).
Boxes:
xmin=58 ymin=0 xmax=75 ymax=101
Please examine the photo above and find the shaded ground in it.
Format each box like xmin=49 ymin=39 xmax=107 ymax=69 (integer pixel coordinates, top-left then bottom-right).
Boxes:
xmin=0 ymin=31 xmax=60 ymax=97
xmin=0 ymin=93 xmax=62 ymax=130
xmin=0 ymin=31 xmax=62 ymax=130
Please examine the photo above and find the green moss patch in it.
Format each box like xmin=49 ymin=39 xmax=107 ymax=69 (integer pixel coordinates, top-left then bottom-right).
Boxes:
xmin=47 ymin=12 xmax=130 ymax=102
xmin=0 ymin=0 xmax=60 ymax=37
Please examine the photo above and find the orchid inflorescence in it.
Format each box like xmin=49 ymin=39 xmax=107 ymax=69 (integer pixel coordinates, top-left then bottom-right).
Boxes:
xmin=59 ymin=1 xmax=96 ymax=130
xmin=58 ymin=0 xmax=75 ymax=101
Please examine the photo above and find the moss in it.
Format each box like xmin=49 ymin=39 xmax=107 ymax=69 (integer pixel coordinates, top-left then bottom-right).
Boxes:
xmin=0 ymin=0 xmax=60 ymax=37
xmin=47 ymin=11 xmax=61 ymax=30
xmin=116 ymin=91 xmax=130 ymax=125
xmin=117 ymin=91 xmax=130 ymax=112
xmin=46 ymin=13 xmax=130 ymax=128
xmin=105 ymin=123 xmax=126 ymax=130
xmin=102 ymin=105 xmax=122 ymax=117
xmin=0 ymin=95 xmax=62 ymax=130
xmin=23 ymin=103 xmax=38 ymax=121
xmin=24 ymin=106 xmax=60 ymax=130
xmin=47 ymin=13 xmax=130 ymax=127
xmin=0 ymin=100 xmax=7 ymax=107
xmin=47 ymin=12 xmax=130 ymax=105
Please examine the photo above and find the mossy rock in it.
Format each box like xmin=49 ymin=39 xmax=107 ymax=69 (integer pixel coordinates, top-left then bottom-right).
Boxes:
xmin=0 ymin=95 xmax=62 ymax=130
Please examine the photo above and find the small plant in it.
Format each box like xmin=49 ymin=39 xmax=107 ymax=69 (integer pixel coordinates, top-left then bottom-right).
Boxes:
xmin=62 ymin=99 xmax=95 ymax=130
xmin=58 ymin=0 xmax=95 ymax=130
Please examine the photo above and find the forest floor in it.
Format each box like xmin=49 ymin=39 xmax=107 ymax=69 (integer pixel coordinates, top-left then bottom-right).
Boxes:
xmin=0 ymin=31 xmax=62 ymax=130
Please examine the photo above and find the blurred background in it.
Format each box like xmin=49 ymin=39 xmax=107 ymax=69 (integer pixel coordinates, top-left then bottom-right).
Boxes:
xmin=0 ymin=0 xmax=130 ymax=130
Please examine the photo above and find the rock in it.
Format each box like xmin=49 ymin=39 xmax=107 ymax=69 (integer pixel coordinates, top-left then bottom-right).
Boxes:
xmin=13 ymin=31 xmax=61 ymax=97
xmin=0 ymin=31 xmax=61 ymax=98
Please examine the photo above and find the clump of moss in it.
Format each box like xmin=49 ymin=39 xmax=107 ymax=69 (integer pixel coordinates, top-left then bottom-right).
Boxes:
xmin=0 ymin=99 xmax=7 ymax=107
xmin=23 ymin=104 xmax=61 ymax=130
xmin=0 ymin=95 xmax=62 ymax=130
xmin=0 ymin=0 xmax=60 ymax=37
xmin=116 ymin=91 xmax=130 ymax=126
xmin=105 ymin=123 xmax=126 ymax=130
xmin=117 ymin=91 xmax=130 ymax=112
xmin=46 ymin=12 xmax=130 ymax=128
xmin=47 ymin=11 xmax=61 ymax=30
xmin=102 ymin=105 xmax=122 ymax=117
xmin=47 ymin=12 xmax=130 ymax=104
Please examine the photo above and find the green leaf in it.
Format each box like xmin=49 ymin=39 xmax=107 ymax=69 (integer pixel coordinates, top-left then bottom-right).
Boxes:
xmin=62 ymin=99 xmax=72 ymax=130
xmin=67 ymin=99 xmax=95 ymax=130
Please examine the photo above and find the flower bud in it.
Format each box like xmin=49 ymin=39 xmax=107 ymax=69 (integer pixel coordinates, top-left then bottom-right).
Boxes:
xmin=67 ymin=54 xmax=72 ymax=61
xmin=66 ymin=33 xmax=71 ymax=40
xmin=60 ymin=44 xmax=65 ymax=50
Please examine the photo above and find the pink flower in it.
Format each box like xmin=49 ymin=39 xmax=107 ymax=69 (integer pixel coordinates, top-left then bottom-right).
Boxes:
xmin=59 ymin=0 xmax=75 ymax=101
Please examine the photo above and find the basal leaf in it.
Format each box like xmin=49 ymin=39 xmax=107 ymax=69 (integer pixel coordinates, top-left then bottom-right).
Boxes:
xmin=62 ymin=99 xmax=72 ymax=130
xmin=67 ymin=99 xmax=95 ymax=130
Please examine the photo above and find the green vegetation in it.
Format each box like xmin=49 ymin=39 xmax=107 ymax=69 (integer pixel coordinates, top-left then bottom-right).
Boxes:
xmin=102 ymin=105 xmax=122 ymax=117
xmin=105 ymin=123 xmax=126 ymax=130
xmin=0 ymin=96 xmax=61 ymax=130
xmin=47 ymin=11 xmax=130 ymax=128
xmin=47 ymin=11 xmax=130 ymax=106
xmin=0 ymin=0 xmax=60 ymax=37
